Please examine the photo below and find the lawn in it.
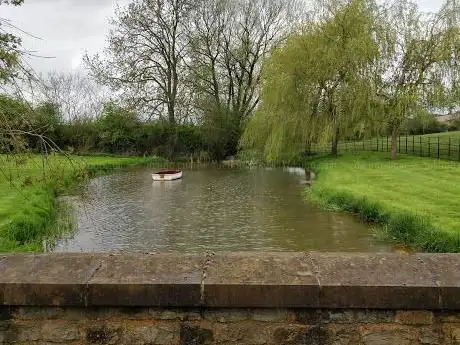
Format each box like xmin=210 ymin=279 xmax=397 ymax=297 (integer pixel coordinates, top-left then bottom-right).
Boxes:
xmin=306 ymin=152 xmax=460 ymax=252
xmin=0 ymin=154 xmax=164 ymax=252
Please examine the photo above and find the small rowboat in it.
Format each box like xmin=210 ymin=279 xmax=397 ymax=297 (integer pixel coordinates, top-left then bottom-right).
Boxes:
xmin=152 ymin=169 xmax=183 ymax=181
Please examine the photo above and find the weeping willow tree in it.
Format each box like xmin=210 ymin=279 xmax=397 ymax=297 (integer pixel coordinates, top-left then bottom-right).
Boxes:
xmin=241 ymin=0 xmax=382 ymax=160
xmin=375 ymin=0 xmax=451 ymax=159
xmin=431 ymin=0 xmax=460 ymax=117
xmin=374 ymin=0 xmax=460 ymax=159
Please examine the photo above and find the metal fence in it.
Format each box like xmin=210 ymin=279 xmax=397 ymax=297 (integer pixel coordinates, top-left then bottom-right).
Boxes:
xmin=312 ymin=135 xmax=460 ymax=161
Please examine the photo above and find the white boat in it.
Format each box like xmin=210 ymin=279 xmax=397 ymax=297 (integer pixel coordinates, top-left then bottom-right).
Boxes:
xmin=152 ymin=169 xmax=183 ymax=181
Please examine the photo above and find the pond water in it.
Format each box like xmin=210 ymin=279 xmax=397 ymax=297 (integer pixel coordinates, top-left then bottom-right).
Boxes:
xmin=54 ymin=167 xmax=392 ymax=253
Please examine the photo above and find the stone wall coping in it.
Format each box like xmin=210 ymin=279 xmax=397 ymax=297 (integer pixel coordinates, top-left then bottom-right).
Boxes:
xmin=0 ymin=252 xmax=459 ymax=309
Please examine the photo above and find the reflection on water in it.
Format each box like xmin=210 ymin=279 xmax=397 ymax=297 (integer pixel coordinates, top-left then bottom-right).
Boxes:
xmin=54 ymin=167 xmax=392 ymax=253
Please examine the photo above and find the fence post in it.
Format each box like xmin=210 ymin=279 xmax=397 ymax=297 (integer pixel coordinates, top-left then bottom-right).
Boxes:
xmin=420 ymin=136 xmax=422 ymax=156
xmin=386 ymin=136 xmax=389 ymax=152
xmin=428 ymin=137 xmax=431 ymax=157
xmin=406 ymin=136 xmax=408 ymax=153
xmin=413 ymin=136 xmax=415 ymax=153
xmin=398 ymin=136 xmax=401 ymax=153
xmin=448 ymin=137 xmax=451 ymax=160
xmin=377 ymin=137 xmax=379 ymax=152
xmin=438 ymin=137 xmax=440 ymax=159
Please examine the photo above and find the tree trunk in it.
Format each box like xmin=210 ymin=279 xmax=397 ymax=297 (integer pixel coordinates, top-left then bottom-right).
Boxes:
xmin=331 ymin=127 xmax=340 ymax=156
xmin=391 ymin=128 xmax=398 ymax=160
xmin=167 ymin=102 xmax=176 ymax=126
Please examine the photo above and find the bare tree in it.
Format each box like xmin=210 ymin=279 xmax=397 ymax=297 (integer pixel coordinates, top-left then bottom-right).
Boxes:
xmin=187 ymin=0 xmax=301 ymax=121
xmin=85 ymin=0 xmax=192 ymax=124
xmin=37 ymin=71 xmax=109 ymax=122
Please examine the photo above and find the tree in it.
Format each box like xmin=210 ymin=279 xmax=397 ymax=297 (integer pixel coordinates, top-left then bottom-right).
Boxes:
xmin=28 ymin=102 xmax=63 ymax=150
xmin=241 ymin=0 xmax=380 ymax=160
xmin=0 ymin=0 xmax=61 ymax=157
xmin=0 ymin=94 xmax=28 ymax=152
xmin=0 ymin=0 xmax=24 ymax=84
xmin=86 ymin=0 xmax=192 ymax=125
xmin=37 ymin=71 xmax=109 ymax=122
xmin=97 ymin=102 xmax=140 ymax=153
xmin=186 ymin=0 xmax=300 ymax=159
xmin=0 ymin=0 xmax=29 ymax=153
xmin=374 ymin=0 xmax=460 ymax=159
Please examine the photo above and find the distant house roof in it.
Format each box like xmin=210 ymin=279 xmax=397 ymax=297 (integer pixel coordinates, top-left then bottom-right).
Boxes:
xmin=436 ymin=113 xmax=458 ymax=123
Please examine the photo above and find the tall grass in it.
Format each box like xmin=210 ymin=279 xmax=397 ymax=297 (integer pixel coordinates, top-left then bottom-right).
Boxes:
xmin=306 ymin=152 xmax=460 ymax=252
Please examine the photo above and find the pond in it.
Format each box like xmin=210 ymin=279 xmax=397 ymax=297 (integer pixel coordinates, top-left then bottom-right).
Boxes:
xmin=54 ymin=167 xmax=392 ymax=253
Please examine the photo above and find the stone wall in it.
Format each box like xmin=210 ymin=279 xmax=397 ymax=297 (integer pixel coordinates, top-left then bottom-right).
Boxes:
xmin=3 ymin=307 xmax=460 ymax=344
xmin=1 ymin=252 xmax=460 ymax=344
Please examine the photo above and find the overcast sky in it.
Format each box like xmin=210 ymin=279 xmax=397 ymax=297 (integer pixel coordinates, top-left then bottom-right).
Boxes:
xmin=1 ymin=0 xmax=444 ymax=76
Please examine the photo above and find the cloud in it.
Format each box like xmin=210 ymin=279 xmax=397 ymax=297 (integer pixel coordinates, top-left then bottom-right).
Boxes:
xmin=2 ymin=0 xmax=130 ymax=75
xmin=1 ymin=0 xmax=444 ymax=75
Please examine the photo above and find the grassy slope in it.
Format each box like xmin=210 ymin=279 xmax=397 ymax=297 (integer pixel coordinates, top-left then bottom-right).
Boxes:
xmin=423 ymin=131 xmax=460 ymax=140
xmin=307 ymin=152 xmax=460 ymax=252
xmin=0 ymin=154 xmax=164 ymax=252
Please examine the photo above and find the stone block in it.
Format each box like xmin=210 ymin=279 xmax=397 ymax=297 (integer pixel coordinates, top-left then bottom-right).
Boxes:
xmin=122 ymin=325 xmax=159 ymax=344
xmin=87 ymin=254 xmax=203 ymax=307
xmin=0 ymin=254 xmax=100 ymax=306
xmin=451 ymin=326 xmax=460 ymax=344
xmin=294 ymin=310 xmax=328 ymax=324
xmin=203 ymin=253 xmax=319 ymax=308
xmin=8 ymin=322 xmax=41 ymax=342
xmin=420 ymin=254 xmax=460 ymax=310
xmin=180 ymin=324 xmax=213 ymax=345
xmin=395 ymin=311 xmax=434 ymax=325
xmin=85 ymin=324 xmax=123 ymax=345
xmin=323 ymin=310 xmax=394 ymax=324
xmin=325 ymin=325 xmax=360 ymax=345
xmin=155 ymin=324 xmax=179 ymax=344
xmin=273 ymin=325 xmax=327 ymax=345
xmin=212 ymin=322 xmax=273 ymax=344
xmin=203 ymin=309 xmax=250 ymax=322
xmin=418 ymin=328 xmax=440 ymax=345
xmin=310 ymin=253 xmax=440 ymax=309
xmin=150 ymin=309 xmax=201 ymax=321
xmin=253 ymin=309 xmax=290 ymax=322
xmin=360 ymin=326 xmax=414 ymax=345
xmin=41 ymin=321 xmax=80 ymax=341
xmin=13 ymin=307 xmax=65 ymax=320
xmin=439 ymin=313 xmax=460 ymax=324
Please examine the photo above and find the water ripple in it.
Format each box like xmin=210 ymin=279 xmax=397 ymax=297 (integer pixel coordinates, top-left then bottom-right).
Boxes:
xmin=55 ymin=168 xmax=392 ymax=253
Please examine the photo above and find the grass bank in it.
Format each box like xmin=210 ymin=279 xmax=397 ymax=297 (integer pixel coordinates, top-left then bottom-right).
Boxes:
xmin=0 ymin=154 xmax=165 ymax=252
xmin=306 ymin=152 xmax=460 ymax=252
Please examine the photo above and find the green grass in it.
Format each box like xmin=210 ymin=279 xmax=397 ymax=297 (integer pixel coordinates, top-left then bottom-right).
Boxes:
xmin=0 ymin=154 xmax=165 ymax=252
xmin=306 ymin=152 xmax=460 ymax=252
xmin=311 ymin=131 xmax=460 ymax=161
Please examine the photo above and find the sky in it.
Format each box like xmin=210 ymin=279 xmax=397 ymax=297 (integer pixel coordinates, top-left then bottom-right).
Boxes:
xmin=1 ymin=0 xmax=444 ymax=76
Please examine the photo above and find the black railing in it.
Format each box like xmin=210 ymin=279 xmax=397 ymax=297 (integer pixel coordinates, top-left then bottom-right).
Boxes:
xmin=311 ymin=135 xmax=460 ymax=161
